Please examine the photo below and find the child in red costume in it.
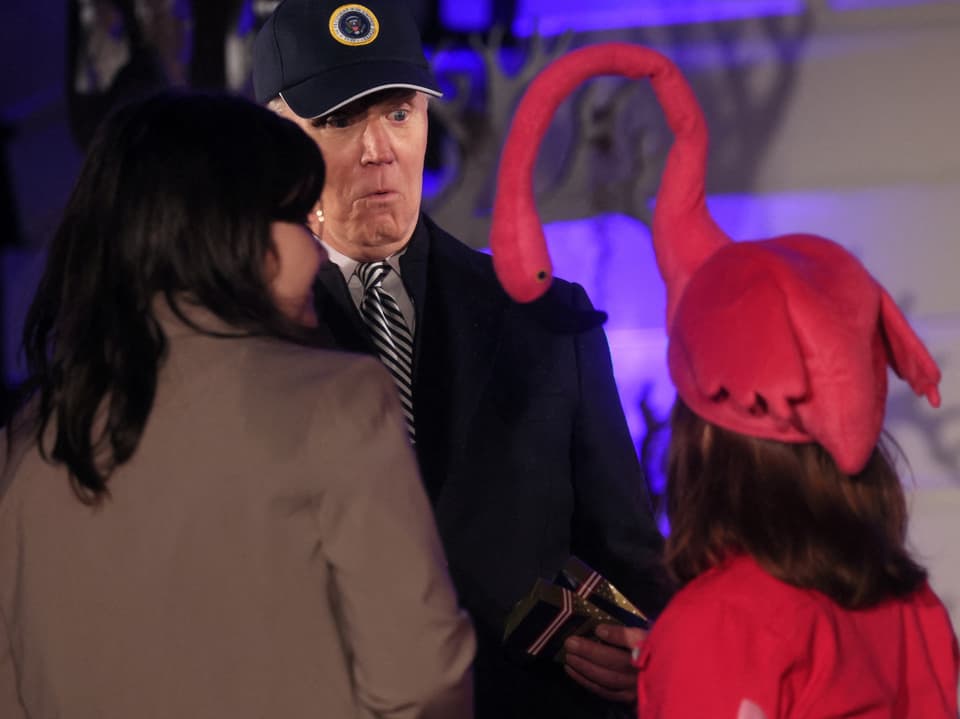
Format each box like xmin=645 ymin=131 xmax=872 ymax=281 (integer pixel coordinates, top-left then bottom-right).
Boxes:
xmin=490 ymin=42 xmax=960 ymax=718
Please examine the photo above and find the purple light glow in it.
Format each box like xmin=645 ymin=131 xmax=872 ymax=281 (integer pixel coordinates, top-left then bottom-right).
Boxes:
xmin=829 ymin=0 xmax=943 ymax=9
xmin=438 ymin=0 xmax=807 ymax=38
xmin=542 ymin=213 xmax=673 ymax=491
xmin=440 ymin=0 xmax=493 ymax=32
xmin=512 ymin=0 xmax=805 ymax=36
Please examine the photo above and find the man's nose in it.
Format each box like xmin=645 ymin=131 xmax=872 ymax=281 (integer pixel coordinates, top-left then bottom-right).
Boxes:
xmin=360 ymin=120 xmax=395 ymax=165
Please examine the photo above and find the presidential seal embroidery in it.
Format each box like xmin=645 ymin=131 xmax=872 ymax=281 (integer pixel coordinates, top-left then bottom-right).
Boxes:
xmin=329 ymin=4 xmax=379 ymax=46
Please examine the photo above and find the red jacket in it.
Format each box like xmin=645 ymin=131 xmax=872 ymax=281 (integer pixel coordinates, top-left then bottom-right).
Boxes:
xmin=637 ymin=555 xmax=959 ymax=718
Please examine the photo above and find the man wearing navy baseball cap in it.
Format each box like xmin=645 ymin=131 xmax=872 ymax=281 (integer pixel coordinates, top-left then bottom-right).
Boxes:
xmin=254 ymin=0 xmax=442 ymax=119
xmin=253 ymin=2 xmax=670 ymax=717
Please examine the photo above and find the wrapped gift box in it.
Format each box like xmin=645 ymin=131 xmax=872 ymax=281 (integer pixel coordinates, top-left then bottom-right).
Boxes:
xmin=503 ymin=556 xmax=650 ymax=662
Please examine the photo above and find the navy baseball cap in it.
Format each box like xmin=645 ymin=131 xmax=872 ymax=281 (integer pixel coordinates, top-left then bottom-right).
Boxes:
xmin=253 ymin=0 xmax=443 ymax=119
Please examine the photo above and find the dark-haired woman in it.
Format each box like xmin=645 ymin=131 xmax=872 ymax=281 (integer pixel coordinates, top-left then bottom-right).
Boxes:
xmin=0 ymin=91 xmax=474 ymax=718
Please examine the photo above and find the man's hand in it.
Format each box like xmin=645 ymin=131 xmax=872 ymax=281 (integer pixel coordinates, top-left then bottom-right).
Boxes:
xmin=563 ymin=624 xmax=648 ymax=703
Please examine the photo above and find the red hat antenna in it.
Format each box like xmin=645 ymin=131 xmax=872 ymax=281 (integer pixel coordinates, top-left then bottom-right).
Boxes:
xmin=490 ymin=42 xmax=940 ymax=474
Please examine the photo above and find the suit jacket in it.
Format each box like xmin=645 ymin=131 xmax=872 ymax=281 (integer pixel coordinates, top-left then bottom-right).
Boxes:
xmin=0 ymin=303 xmax=475 ymax=719
xmin=316 ymin=215 xmax=670 ymax=718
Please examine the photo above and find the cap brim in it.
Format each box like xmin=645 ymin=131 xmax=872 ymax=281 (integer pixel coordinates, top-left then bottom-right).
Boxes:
xmin=280 ymin=61 xmax=443 ymax=119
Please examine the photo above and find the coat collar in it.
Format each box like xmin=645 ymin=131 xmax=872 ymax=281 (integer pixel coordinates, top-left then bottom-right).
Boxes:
xmin=310 ymin=215 xmax=511 ymax=499
xmin=413 ymin=217 xmax=509 ymax=475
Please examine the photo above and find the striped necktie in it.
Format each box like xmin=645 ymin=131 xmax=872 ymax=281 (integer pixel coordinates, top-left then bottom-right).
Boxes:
xmin=357 ymin=261 xmax=415 ymax=441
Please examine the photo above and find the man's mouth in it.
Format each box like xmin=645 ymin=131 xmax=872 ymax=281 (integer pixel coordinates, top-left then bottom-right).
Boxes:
xmin=361 ymin=190 xmax=397 ymax=200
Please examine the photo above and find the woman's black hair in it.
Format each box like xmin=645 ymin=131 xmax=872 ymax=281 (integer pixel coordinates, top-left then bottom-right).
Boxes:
xmin=18 ymin=90 xmax=326 ymax=503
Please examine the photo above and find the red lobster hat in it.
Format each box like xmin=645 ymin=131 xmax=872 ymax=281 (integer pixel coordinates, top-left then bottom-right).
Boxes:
xmin=490 ymin=42 xmax=940 ymax=474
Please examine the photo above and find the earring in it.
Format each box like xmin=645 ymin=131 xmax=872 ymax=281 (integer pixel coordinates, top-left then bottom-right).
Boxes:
xmin=315 ymin=208 xmax=324 ymax=223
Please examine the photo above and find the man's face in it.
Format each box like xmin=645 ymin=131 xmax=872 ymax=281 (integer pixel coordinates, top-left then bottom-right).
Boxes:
xmin=279 ymin=90 xmax=428 ymax=261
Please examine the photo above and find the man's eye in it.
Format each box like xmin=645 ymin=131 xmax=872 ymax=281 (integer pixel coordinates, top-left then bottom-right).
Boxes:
xmin=390 ymin=109 xmax=409 ymax=122
xmin=321 ymin=114 xmax=350 ymax=129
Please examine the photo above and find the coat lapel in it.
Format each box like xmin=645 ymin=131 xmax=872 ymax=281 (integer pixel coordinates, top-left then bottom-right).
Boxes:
xmin=313 ymin=261 xmax=373 ymax=354
xmin=409 ymin=219 xmax=508 ymax=499
xmin=312 ymin=218 xmax=509 ymax=502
